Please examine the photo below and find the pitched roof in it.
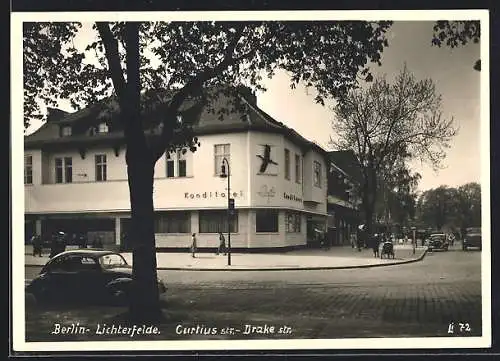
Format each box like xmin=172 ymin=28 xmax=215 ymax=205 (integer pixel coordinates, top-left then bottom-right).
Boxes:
xmin=24 ymin=87 xmax=328 ymax=156
xmin=327 ymin=150 xmax=364 ymax=184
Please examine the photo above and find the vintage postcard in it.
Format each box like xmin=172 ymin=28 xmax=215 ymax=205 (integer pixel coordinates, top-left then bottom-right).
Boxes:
xmin=11 ymin=9 xmax=491 ymax=353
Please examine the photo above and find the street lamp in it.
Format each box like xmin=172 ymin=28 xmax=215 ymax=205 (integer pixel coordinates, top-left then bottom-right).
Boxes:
xmin=219 ymin=157 xmax=232 ymax=266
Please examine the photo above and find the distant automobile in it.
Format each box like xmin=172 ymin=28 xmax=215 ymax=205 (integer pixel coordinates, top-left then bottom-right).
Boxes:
xmin=25 ymin=249 xmax=167 ymax=305
xmin=463 ymin=227 xmax=482 ymax=251
xmin=425 ymin=233 xmax=449 ymax=251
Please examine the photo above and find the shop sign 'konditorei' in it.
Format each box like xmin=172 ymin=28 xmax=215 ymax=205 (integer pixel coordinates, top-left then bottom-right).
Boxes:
xmin=184 ymin=191 xmax=244 ymax=199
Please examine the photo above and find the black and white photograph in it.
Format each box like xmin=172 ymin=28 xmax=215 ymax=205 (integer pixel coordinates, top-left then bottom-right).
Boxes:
xmin=11 ymin=9 xmax=490 ymax=352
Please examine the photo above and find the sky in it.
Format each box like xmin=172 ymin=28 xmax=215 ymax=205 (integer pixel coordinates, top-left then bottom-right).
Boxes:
xmin=26 ymin=20 xmax=483 ymax=192
xmin=256 ymin=21 xmax=482 ymax=192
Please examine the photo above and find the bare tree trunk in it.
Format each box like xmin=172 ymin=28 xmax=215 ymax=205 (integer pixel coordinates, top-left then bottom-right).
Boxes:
xmin=127 ymin=153 xmax=161 ymax=322
xmin=122 ymin=22 xmax=161 ymax=322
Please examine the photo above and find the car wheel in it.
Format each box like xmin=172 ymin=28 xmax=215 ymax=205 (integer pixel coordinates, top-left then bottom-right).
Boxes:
xmin=25 ymin=292 xmax=38 ymax=309
xmin=108 ymin=286 xmax=130 ymax=306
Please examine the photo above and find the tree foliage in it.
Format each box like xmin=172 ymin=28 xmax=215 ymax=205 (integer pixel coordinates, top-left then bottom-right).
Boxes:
xmin=330 ymin=66 xmax=457 ymax=233
xmin=375 ymin=160 xmax=421 ymax=226
xmin=431 ymin=20 xmax=481 ymax=71
xmin=415 ymin=182 xmax=481 ymax=231
xmin=24 ymin=21 xmax=393 ymax=135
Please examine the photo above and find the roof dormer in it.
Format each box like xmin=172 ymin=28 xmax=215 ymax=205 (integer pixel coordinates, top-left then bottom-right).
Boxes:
xmin=97 ymin=122 xmax=109 ymax=134
xmin=88 ymin=122 xmax=109 ymax=136
xmin=60 ymin=125 xmax=72 ymax=137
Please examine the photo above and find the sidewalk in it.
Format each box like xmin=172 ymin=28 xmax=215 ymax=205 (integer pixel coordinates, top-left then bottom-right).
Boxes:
xmin=24 ymin=244 xmax=427 ymax=271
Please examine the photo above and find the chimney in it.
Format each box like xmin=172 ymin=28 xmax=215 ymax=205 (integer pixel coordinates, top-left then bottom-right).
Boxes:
xmin=46 ymin=108 xmax=69 ymax=123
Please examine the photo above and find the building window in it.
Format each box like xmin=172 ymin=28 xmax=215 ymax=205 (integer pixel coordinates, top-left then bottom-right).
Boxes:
xmin=295 ymin=154 xmax=301 ymax=184
xmin=166 ymin=153 xmax=174 ymax=178
xmin=61 ymin=126 xmax=72 ymax=137
xmin=24 ymin=155 xmax=33 ymax=184
xmin=166 ymin=150 xmax=187 ymax=178
xmin=199 ymin=210 xmax=238 ymax=233
xmin=154 ymin=211 xmax=191 ymax=233
xmin=313 ymin=161 xmax=322 ymax=188
xmin=256 ymin=209 xmax=279 ymax=233
xmin=55 ymin=157 xmax=72 ymax=183
xmin=214 ymin=144 xmax=230 ymax=176
xmin=284 ymin=148 xmax=290 ymax=180
xmin=286 ymin=211 xmax=302 ymax=233
xmin=95 ymin=154 xmax=107 ymax=182
xmin=178 ymin=150 xmax=186 ymax=178
xmin=98 ymin=122 xmax=109 ymax=133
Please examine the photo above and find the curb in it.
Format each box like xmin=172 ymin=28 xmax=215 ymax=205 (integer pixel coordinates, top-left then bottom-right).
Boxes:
xmin=155 ymin=249 xmax=428 ymax=272
xmin=24 ymin=249 xmax=428 ymax=272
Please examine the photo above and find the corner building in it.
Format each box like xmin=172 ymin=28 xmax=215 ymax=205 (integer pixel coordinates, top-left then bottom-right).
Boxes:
xmin=24 ymin=89 xmax=329 ymax=252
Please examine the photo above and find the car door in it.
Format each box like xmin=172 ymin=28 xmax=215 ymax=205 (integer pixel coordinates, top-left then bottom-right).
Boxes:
xmin=76 ymin=256 xmax=106 ymax=301
xmin=40 ymin=255 xmax=79 ymax=302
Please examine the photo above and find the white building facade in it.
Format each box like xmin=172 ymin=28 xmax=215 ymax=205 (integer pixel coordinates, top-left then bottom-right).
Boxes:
xmin=24 ymin=91 xmax=329 ymax=251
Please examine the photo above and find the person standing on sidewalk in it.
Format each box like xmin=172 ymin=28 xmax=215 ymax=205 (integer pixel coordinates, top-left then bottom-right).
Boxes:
xmin=49 ymin=233 xmax=58 ymax=258
xmin=31 ymin=234 xmax=43 ymax=257
xmin=350 ymin=233 xmax=357 ymax=249
xmin=191 ymin=233 xmax=197 ymax=258
xmin=216 ymin=232 xmax=226 ymax=255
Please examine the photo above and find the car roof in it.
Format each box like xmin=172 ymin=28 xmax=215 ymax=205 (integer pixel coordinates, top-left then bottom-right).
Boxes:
xmin=430 ymin=233 xmax=446 ymax=236
xmin=50 ymin=249 xmax=120 ymax=260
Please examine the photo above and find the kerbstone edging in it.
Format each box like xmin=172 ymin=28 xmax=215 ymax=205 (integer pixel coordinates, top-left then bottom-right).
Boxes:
xmin=156 ymin=249 xmax=429 ymax=272
xmin=24 ymin=247 xmax=428 ymax=271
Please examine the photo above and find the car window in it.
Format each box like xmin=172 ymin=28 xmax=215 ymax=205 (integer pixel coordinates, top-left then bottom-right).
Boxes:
xmin=45 ymin=255 xmax=100 ymax=272
xmin=78 ymin=256 xmax=100 ymax=271
xmin=98 ymin=254 xmax=128 ymax=269
xmin=44 ymin=256 xmax=70 ymax=273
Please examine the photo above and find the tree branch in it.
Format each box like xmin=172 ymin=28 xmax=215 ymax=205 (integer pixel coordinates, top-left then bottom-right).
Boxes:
xmin=96 ymin=22 xmax=126 ymax=100
xmin=150 ymin=25 xmax=246 ymax=162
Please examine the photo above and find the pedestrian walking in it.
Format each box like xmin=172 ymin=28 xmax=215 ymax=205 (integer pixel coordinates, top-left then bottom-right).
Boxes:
xmin=93 ymin=235 xmax=103 ymax=249
xmin=321 ymin=232 xmax=330 ymax=251
xmin=78 ymin=233 xmax=87 ymax=249
xmin=71 ymin=233 xmax=78 ymax=246
xmin=216 ymin=232 xmax=226 ymax=255
xmin=350 ymin=233 xmax=356 ymax=249
xmin=57 ymin=231 xmax=67 ymax=254
xmin=31 ymin=234 xmax=43 ymax=257
xmin=370 ymin=233 xmax=380 ymax=258
xmin=191 ymin=233 xmax=197 ymax=258
xmin=49 ymin=233 xmax=58 ymax=258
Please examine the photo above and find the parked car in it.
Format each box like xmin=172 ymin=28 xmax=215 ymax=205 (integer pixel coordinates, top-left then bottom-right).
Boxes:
xmin=25 ymin=249 xmax=167 ymax=305
xmin=463 ymin=227 xmax=482 ymax=251
xmin=425 ymin=233 xmax=449 ymax=251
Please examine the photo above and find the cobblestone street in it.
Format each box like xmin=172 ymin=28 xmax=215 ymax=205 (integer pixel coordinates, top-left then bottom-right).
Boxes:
xmin=25 ymin=245 xmax=483 ymax=341
xmin=156 ymin=247 xmax=482 ymax=339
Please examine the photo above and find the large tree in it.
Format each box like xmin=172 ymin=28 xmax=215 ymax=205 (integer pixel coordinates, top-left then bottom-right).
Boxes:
xmin=415 ymin=182 xmax=480 ymax=232
xmin=416 ymin=186 xmax=459 ymax=231
xmin=330 ymin=66 xmax=457 ymax=235
xmin=375 ymin=159 xmax=421 ymax=226
xmin=23 ymin=20 xmax=393 ymax=321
